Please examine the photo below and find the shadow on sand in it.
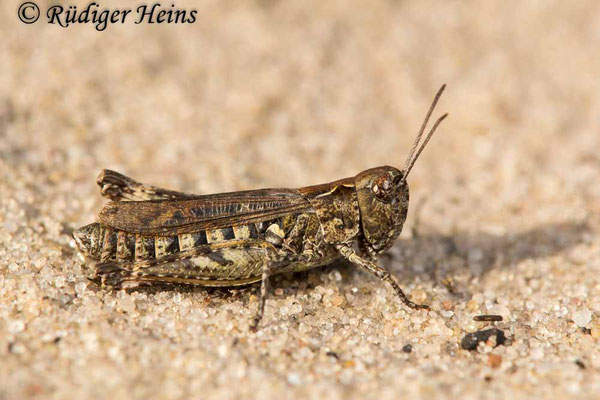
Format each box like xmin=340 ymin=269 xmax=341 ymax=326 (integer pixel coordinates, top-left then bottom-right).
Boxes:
xmin=387 ymin=220 xmax=590 ymax=283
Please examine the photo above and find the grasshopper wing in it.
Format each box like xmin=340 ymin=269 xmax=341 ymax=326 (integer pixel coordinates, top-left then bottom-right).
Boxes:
xmin=98 ymin=188 xmax=313 ymax=235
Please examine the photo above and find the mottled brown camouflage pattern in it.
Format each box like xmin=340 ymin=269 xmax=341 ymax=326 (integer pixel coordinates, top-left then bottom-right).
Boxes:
xmin=73 ymin=86 xmax=447 ymax=328
xmin=74 ymin=166 xmax=404 ymax=289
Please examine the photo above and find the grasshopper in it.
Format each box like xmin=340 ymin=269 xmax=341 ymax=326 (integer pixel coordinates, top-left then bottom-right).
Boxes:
xmin=73 ymin=85 xmax=448 ymax=330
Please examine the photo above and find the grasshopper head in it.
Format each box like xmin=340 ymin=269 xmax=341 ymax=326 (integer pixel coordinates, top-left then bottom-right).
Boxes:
xmin=73 ymin=222 xmax=102 ymax=259
xmin=355 ymin=85 xmax=448 ymax=253
xmin=354 ymin=166 xmax=410 ymax=253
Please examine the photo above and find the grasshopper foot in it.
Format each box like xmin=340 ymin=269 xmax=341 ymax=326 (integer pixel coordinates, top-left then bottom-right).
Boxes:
xmin=249 ymin=315 xmax=262 ymax=332
xmin=402 ymin=299 xmax=430 ymax=311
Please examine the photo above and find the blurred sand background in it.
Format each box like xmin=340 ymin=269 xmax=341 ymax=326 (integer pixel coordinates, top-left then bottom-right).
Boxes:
xmin=1 ymin=1 xmax=600 ymax=399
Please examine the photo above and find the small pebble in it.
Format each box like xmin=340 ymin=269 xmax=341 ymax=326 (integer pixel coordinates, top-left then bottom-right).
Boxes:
xmin=75 ymin=282 xmax=87 ymax=296
xmin=487 ymin=305 xmax=510 ymax=318
xmin=330 ymin=295 xmax=345 ymax=307
xmin=328 ymin=270 xmax=342 ymax=282
xmin=287 ymin=373 xmax=302 ymax=386
xmin=118 ymin=296 xmax=136 ymax=314
xmin=591 ymin=322 xmax=600 ymax=338
xmin=487 ymin=354 xmax=502 ymax=368
xmin=467 ymin=299 xmax=479 ymax=312
xmin=411 ymin=289 xmax=427 ymax=304
xmin=290 ymin=304 xmax=303 ymax=314
xmin=4 ymin=220 xmax=18 ymax=233
xmin=402 ymin=344 xmax=413 ymax=353
xmin=461 ymin=328 xmax=507 ymax=351
xmin=573 ymin=308 xmax=592 ymax=328
xmin=54 ymin=276 xmax=66 ymax=288
xmin=530 ymin=347 xmax=544 ymax=360
xmin=8 ymin=320 xmax=25 ymax=334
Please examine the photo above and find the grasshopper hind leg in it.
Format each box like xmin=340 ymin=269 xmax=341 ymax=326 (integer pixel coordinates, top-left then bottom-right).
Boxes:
xmin=92 ymin=262 xmax=134 ymax=290
xmin=97 ymin=169 xmax=195 ymax=201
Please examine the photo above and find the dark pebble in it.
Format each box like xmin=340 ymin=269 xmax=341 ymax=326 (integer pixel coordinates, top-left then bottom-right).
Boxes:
xmin=402 ymin=344 xmax=413 ymax=353
xmin=580 ymin=327 xmax=592 ymax=335
xmin=461 ymin=328 xmax=506 ymax=351
xmin=473 ymin=315 xmax=503 ymax=322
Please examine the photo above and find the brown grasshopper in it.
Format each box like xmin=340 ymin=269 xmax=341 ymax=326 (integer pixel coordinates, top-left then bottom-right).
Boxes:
xmin=73 ymin=85 xmax=448 ymax=330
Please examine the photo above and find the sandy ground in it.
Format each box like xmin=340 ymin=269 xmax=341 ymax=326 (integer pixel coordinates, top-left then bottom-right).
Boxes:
xmin=1 ymin=1 xmax=600 ymax=399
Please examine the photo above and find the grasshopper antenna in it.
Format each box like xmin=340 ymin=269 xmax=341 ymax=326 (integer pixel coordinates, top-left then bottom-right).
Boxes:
xmin=402 ymin=84 xmax=448 ymax=181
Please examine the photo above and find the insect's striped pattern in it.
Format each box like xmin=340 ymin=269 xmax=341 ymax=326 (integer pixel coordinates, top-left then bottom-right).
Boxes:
xmin=76 ymin=215 xmax=301 ymax=263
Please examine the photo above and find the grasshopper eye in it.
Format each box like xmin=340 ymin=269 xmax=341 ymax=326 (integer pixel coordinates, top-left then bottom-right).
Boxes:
xmin=371 ymin=174 xmax=393 ymax=203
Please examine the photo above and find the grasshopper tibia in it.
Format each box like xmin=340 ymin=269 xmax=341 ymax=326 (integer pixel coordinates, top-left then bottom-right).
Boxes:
xmin=249 ymin=259 xmax=274 ymax=332
xmin=337 ymin=244 xmax=430 ymax=311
